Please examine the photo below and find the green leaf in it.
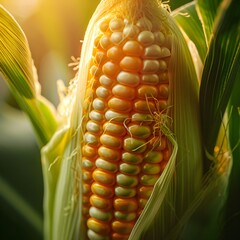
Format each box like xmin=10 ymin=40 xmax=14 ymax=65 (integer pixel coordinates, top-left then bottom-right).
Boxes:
xmin=0 ymin=5 xmax=35 ymax=98
xmin=0 ymin=5 xmax=58 ymax=146
xmin=199 ymin=0 xmax=240 ymax=156
xmin=172 ymin=2 xmax=207 ymax=62
xmin=170 ymin=0 xmax=192 ymax=11
xmin=196 ymin=0 xmax=222 ymax=44
xmin=222 ymin=70 xmax=240 ymax=238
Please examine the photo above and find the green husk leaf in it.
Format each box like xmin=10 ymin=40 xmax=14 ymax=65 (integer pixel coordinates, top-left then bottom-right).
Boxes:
xmin=199 ymin=0 xmax=240 ymax=157
xmin=0 ymin=4 xmax=35 ymax=98
xmin=0 ymin=5 xmax=58 ymax=146
xmin=41 ymin=124 xmax=81 ymax=240
xmin=41 ymin=82 xmax=82 ymax=240
xmin=172 ymin=2 xmax=207 ymax=62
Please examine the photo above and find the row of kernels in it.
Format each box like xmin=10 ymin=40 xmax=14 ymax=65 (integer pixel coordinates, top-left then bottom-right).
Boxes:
xmin=143 ymin=45 xmax=170 ymax=59
xmin=141 ymin=72 xmax=169 ymax=85
xmin=96 ymin=34 xmax=169 ymax=64
xmin=137 ymin=84 xmax=169 ymax=99
xmin=88 ymin=220 xmax=135 ymax=240
xmin=99 ymin=17 xmax=166 ymax=43
xmin=134 ymin=99 xmax=169 ymax=113
xmin=133 ymin=99 xmax=155 ymax=113
xmin=119 ymin=58 xmax=168 ymax=73
xmin=115 ymin=72 xmax=169 ymax=96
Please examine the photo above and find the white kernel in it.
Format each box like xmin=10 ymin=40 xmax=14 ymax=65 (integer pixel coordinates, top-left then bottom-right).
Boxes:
xmin=144 ymin=44 xmax=162 ymax=58
xmin=86 ymin=121 xmax=101 ymax=133
xmin=117 ymin=71 xmax=140 ymax=86
xmin=161 ymin=47 xmax=171 ymax=58
xmin=92 ymin=98 xmax=106 ymax=111
xmin=84 ymin=132 xmax=99 ymax=146
xmin=138 ymin=31 xmax=154 ymax=46
xmin=100 ymin=35 xmax=112 ymax=49
xmin=142 ymin=74 xmax=159 ymax=85
xmin=99 ymin=75 xmax=114 ymax=88
xmin=89 ymin=110 xmax=104 ymax=122
xmin=142 ymin=60 xmax=159 ymax=73
xmin=109 ymin=18 xmax=124 ymax=32
xmin=96 ymin=86 xmax=110 ymax=99
xmin=154 ymin=31 xmax=165 ymax=45
xmin=159 ymin=60 xmax=168 ymax=71
xmin=110 ymin=32 xmax=124 ymax=45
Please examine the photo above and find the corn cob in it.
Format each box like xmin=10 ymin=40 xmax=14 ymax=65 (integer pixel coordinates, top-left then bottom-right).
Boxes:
xmin=78 ymin=1 xmax=174 ymax=239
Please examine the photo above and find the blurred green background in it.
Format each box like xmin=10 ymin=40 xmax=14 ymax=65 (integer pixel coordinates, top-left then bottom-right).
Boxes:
xmin=0 ymin=0 xmax=192 ymax=239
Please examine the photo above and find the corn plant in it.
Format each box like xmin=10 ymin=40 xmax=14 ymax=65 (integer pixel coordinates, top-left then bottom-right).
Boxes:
xmin=0 ymin=0 xmax=239 ymax=239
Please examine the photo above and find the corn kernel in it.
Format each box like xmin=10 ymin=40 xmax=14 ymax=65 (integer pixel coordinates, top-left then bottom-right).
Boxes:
xmin=93 ymin=169 xmax=115 ymax=186
xmin=91 ymin=183 xmax=114 ymax=198
xmin=89 ymin=207 xmax=112 ymax=222
xmin=115 ymin=186 xmax=137 ymax=198
xmin=117 ymin=71 xmax=140 ymax=87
